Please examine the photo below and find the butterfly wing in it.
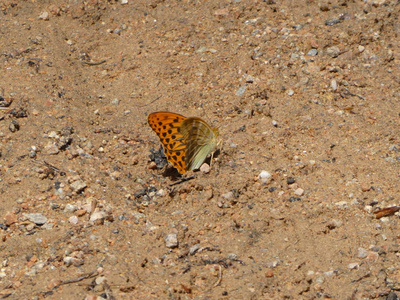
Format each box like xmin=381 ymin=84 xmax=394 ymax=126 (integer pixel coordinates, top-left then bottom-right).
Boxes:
xmin=179 ymin=117 xmax=218 ymax=171
xmin=148 ymin=112 xmax=187 ymax=174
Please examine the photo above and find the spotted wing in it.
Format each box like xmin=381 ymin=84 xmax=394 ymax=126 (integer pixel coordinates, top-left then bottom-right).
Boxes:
xmin=148 ymin=112 xmax=187 ymax=174
xmin=179 ymin=117 xmax=218 ymax=171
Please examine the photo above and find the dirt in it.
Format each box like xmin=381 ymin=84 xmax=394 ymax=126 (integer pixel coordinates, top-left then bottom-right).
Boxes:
xmin=0 ymin=0 xmax=400 ymax=299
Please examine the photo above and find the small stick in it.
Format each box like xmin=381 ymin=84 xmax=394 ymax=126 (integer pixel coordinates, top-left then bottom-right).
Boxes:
xmin=213 ymin=265 xmax=222 ymax=287
xmin=82 ymin=60 xmax=106 ymax=66
xmin=169 ymin=175 xmax=195 ymax=186
xmin=374 ymin=206 xmax=400 ymax=219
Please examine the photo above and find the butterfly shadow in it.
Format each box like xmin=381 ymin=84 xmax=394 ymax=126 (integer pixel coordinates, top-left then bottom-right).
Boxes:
xmin=162 ymin=167 xmax=182 ymax=180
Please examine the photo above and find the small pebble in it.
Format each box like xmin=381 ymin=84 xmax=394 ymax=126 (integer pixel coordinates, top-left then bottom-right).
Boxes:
xmin=214 ymin=8 xmax=229 ymax=17
xmin=358 ymin=247 xmax=368 ymax=258
xmin=265 ymin=270 xmax=274 ymax=277
xmin=348 ymin=262 xmax=359 ymax=269
xmin=156 ymin=189 xmax=166 ymax=197
xmin=327 ymin=219 xmax=342 ymax=229
xmin=326 ymin=46 xmax=340 ymax=58
xmin=272 ymin=120 xmax=278 ymax=127
xmin=294 ymin=188 xmax=304 ymax=196
xmin=200 ymin=163 xmax=211 ymax=173
xmin=38 ymin=11 xmax=49 ymax=20
xmin=227 ymin=253 xmax=238 ymax=260
xmin=361 ymin=184 xmax=371 ymax=192
xmin=70 ymin=180 xmax=87 ymax=193
xmin=203 ymin=188 xmax=213 ymax=200
xmin=48 ymin=131 xmax=58 ymax=138
xmin=258 ymin=170 xmax=272 ymax=183
xmin=64 ymin=204 xmax=77 ymax=213
xmin=148 ymin=161 xmax=157 ymax=170
xmin=68 ymin=216 xmax=79 ymax=225
xmin=289 ymin=196 xmax=301 ymax=202
xmin=189 ymin=243 xmax=201 ymax=255
xmin=324 ymin=270 xmax=336 ymax=277
xmin=24 ymin=213 xmax=47 ymax=225
xmin=221 ymin=191 xmax=234 ymax=200
xmin=331 ymin=79 xmax=337 ymax=91
xmin=9 ymin=120 xmax=20 ymax=132
xmin=335 ymin=201 xmax=348 ymax=208
xmin=315 ymin=276 xmax=325 ymax=284
xmin=165 ymin=233 xmax=178 ymax=248
xmin=236 ymin=85 xmax=247 ymax=96
xmin=90 ymin=211 xmax=107 ymax=224
xmin=4 ymin=212 xmax=18 ymax=226
xmin=75 ymin=209 xmax=87 ymax=217
xmin=366 ymin=251 xmax=379 ymax=262
xmin=287 ymin=177 xmax=295 ymax=184
xmin=307 ymin=49 xmax=318 ymax=56
xmin=325 ymin=18 xmax=341 ymax=26
xmin=95 ymin=276 xmax=107 ymax=285
xmin=44 ymin=142 xmax=59 ymax=155
xmin=266 ymin=260 xmax=281 ymax=268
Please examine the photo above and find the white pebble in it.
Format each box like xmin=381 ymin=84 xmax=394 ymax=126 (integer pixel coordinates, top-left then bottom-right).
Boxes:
xmin=348 ymin=263 xmax=359 ymax=269
xmin=335 ymin=201 xmax=348 ymax=209
xmin=324 ymin=270 xmax=336 ymax=277
xmin=95 ymin=276 xmax=107 ymax=285
xmin=24 ymin=213 xmax=47 ymax=225
xmin=294 ymin=188 xmax=304 ymax=196
xmin=68 ymin=216 xmax=79 ymax=225
xmin=64 ymin=204 xmax=77 ymax=213
xmin=90 ymin=211 xmax=107 ymax=223
xmin=38 ymin=11 xmax=49 ymax=20
xmin=70 ymin=180 xmax=87 ymax=193
xmin=156 ymin=189 xmax=166 ymax=197
xmin=222 ymin=191 xmax=234 ymax=200
xmin=165 ymin=233 xmax=178 ymax=248
xmin=258 ymin=170 xmax=272 ymax=183
xmin=358 ymin=247 xmax=368 ymax=258
xmin=331 ymin=79 xmax=337 ymax=91
xmin=44 ymin=142 xmax=59 ymax=155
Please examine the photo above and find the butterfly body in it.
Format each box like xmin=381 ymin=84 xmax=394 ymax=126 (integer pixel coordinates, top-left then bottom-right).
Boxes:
xmin=148 ymin=112 xmax=219 ymax=174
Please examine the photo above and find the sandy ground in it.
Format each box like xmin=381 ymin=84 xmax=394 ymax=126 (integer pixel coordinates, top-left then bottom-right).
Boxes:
xmin=1 ymin=0 xmax=400 ymax=299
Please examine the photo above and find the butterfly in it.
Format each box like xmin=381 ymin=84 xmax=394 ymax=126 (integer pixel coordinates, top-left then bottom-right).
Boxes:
xmin=148 ymin=112 xmax=220 ymax=174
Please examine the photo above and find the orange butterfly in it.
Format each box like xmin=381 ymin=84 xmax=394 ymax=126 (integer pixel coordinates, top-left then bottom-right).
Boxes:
xmin=148 ymin=112 xmax=220 ymax=174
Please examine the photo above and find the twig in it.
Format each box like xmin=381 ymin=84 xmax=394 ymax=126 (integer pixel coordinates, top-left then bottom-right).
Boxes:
xmin=43 ymin=161 xmax=66 ymax=176
xmin=38 ymin=271 xmax=99 ymax=296
xmin=374 ymin=206 xmax=400 ymax=219
xmin=82 ymin=60 xmax=106 ymax=66
xmin=169 ymin=175 xmax=195 ymax=186
xmin=132 ymin=95 xmax=162 ymax=107
xmin=57 ymin=271 xmax=98 ymax=287
xmin=213 ymin=264 xmax=223 ymax=287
